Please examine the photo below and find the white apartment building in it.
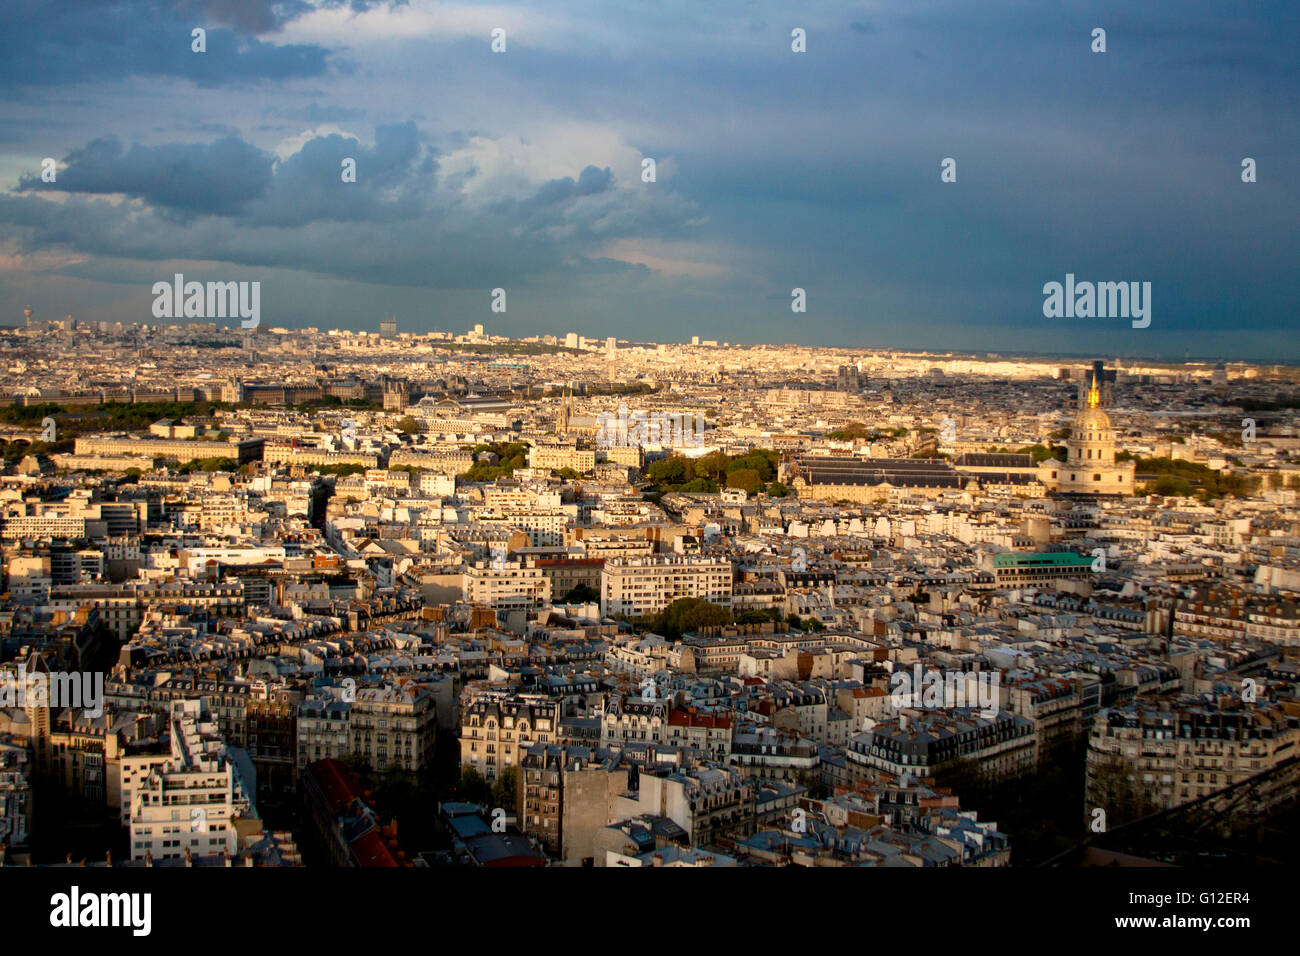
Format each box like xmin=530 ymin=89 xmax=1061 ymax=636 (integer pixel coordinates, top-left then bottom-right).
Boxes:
xmin=127 ymin=700 xmax=253 ymax=862
xmin=600 ymin=556 xmax=733 ymax=618
xmin=528 ymin=443 xmax=597 ymax=474
xmin=463 ymin=559 xmax=553 ymax=610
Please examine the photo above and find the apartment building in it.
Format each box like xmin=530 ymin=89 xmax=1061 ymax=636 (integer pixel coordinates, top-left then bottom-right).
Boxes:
xmin=246 ymin=688 xmax=302 ymax=799
xmin=264 ymin=445 xmax=380 ymax=468
xmin=460 ymin=694 xmax=563 ymax=782
xmin=536 ymin=557 xmax=604 ymax=601
xmin=728 ymin=727 xmax=819 ymax=781
xmin=1086 ymin=697 xmax=1300 ymax=813
xmin=601 ymin=555 xmax=733 ymax=618
xmin=631 ymin=766 xmax=757 ymax=846
xmin=518 ymin=743 xmax=628 ymax=863
xmin=349 ymin=682 xmax=437 ymax=775
xmin=388 ymin=449 xmax=474 ymax=476
xmin=528 ymin=443 xmax=597 ymax=474
xmin=463 ymin=559 xmax=553 ymax=610
xmin=1 ymin=501 xmax=113 ymax=540
xmin=127 ymin=700 xmax=253 ymax=862
xmin=74 ymin=435 xmax=264 ymax=465
xmin=600 ymin=695 xmax=671 ymax=748
xmin=296 ymin=695 xmax=352 ymax=771
xmin=847 ymin=709 xmax=1039 ymax=780
xmin=1003 ymin=677 xmax=1084 ymax=753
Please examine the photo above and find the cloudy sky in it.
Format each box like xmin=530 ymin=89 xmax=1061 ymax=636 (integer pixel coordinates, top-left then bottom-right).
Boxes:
xmin=1 ymin=0 xmax=1296 ymax=359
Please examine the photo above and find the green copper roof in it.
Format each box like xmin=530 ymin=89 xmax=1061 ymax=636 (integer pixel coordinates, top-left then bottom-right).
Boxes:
xmin=993 ymin=552 xmax=1092 ymax=568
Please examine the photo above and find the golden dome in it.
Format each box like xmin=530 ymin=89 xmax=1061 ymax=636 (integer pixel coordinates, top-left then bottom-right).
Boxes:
xmin=1076 ymin=405 xmax=1112 ymax=432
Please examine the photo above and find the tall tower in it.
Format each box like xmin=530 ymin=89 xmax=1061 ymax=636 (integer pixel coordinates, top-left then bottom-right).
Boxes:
xmin=1078 ymin=360 xmax=1114 ymax=409
xmin=557 ymin=384 xmax=573 ymax=436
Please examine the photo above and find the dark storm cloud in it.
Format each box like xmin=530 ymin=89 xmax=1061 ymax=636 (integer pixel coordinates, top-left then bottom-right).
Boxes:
xmin=528 ymin=166 xmax=614 ymax=206
xmin=0 ymin=121 xmax=697 ymax=291
xmin=246 ymin=122 xmax=428 ymax=226
xmin=17 ymin=136 xmax=274 ymax=215
xmin=0 ymin=0 xmax=331 ymax=87
xmin=0 ymin=0 xmax=1296 ymax=358
xmin=13 ymin=124 xmax=433 ymax=225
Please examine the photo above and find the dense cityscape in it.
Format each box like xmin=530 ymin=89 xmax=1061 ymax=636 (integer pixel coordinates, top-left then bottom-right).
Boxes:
xmin=1 ymin=315 xmax=1296 ymax=873
xmin=4 ymin=0 xmax=1293 ymax=938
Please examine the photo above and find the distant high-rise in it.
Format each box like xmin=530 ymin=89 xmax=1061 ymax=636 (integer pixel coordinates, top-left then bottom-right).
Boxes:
xmin=1078 ymin=360 xmax=1115 ymax=409
xmin=380 ymin=316 xmax=398 ymax=338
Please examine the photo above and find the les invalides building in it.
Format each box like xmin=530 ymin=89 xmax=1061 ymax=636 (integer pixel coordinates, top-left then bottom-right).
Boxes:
xmin=1039 ymin=362 xmax=1135 ymax=497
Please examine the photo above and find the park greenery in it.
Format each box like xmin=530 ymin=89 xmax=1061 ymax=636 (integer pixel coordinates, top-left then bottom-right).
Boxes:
xmin=645 ymin=449 xmax=784 ymax=497
xmin=826 ymin=423 xmax=908 ymax=441
xmin=458 ymin=441 xmax=529 ymax=482
xmin=1119 ymin=453 xmax=1258 ymax=500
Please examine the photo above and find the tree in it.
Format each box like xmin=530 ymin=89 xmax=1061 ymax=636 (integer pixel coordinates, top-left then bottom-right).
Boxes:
xmin=396 ymin=416 xmax=421 ymax=434
xmin=677 ymin=477 xmax=717 ymax=493
xmin=736 ymin=608 xmax=782 ymax=625
xmin=561 ymin=583 xmax=600 ymax=604
xmin=491 ymin=767 xmax=520 ymax=814
xmin=456 ymin=767 xmax=492 ymax=806
xmin=1017 ymin=443 xmax=1066 ymax=462
xmin=1088 ymin=754 xmax=1158 ymax=829
xmin=726 ymin=468 xmax=764 ymax=494
xmin=649 ymin=598 xmax=732 ymax=639
xmin=647 ymin=458 xmax=687 ymax=483
xmin=726 ymin=450 xmax=776 ymax=481
xmin=695 ymin=451 xmax=731 ymax=483
xmin=827 ymin=423 xmax=872 ymax=441
xmin=767 ymin=481 xmax=788 ymax=498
